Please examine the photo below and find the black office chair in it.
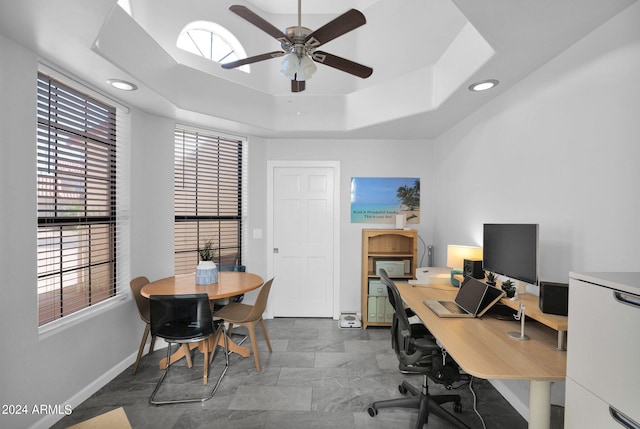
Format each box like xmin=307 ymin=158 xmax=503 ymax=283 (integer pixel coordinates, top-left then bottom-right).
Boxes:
xmin=149 ymin=294 xmax=229 ymax=405
xmin=380 ymin=269 xmax=433 ymax=347
xmin=367 ymin=271 xmax=471 ymax=429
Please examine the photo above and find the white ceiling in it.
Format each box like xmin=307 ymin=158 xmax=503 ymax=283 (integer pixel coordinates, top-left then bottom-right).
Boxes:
xmin=0 ymin=0 xmax=635 ymax=139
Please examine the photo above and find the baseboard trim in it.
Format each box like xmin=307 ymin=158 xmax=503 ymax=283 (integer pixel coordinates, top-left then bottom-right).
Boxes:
xmin=30 ymin=340 xmax=169 ymax=429
xmin=489 ymin=379 xmax=529 ymax=420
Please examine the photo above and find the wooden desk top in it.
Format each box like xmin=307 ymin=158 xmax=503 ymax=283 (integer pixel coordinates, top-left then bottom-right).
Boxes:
xmin=141 ymin=272 xmax=264 ymax=300
xmin=499 ymin=293 xmax=568 ymax=332
xmin=396 ymin=282 xmax=566 ymax=381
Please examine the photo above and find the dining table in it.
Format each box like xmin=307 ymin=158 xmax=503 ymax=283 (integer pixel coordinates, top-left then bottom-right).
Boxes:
xmin=141 ymin=271 xmax=264 ymax=370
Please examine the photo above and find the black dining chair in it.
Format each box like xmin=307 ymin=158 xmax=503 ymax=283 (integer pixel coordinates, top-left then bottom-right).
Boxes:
xmin=149 ymin=293 xmax=229 ymax=405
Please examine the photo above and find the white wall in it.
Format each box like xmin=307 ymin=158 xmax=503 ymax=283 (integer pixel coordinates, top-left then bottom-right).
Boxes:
xmin=432 ymin=1 xmax=640 ymax=416
xmin=266 ymin=139 xmax=435 ymax=313
xmin=243 ymin=136 xmax=270 ymax=303
xmin=0 ymin=34 xmax=142 ymax=429
xmin=130 ymin=109 xmax=176 ymax=280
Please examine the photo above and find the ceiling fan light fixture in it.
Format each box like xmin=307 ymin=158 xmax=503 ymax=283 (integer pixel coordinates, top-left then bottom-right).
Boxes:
xmin=297 ymin=55 xmax=317 ymax=80
xmin=280 ymin=52 xmax=299 ymax=79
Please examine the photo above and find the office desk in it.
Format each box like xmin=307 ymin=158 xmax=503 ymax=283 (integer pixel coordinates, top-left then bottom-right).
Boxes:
xmin=396 ymin=282 xmax=566 ymax=429
xmin=141 ymin=272 xmax=264 ymax=368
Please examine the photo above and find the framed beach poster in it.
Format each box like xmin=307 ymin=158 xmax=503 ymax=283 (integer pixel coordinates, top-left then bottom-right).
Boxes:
xmin=350 ymin=177 xmax=420 ymax=224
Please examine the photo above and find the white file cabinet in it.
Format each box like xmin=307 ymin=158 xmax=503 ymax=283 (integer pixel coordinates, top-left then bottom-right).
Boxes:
xmin=565 ymin=272 xmax=640 ymax=429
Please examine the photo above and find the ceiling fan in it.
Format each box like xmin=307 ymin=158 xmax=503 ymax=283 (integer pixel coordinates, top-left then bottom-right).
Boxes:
xmin=221 ymin=1 xmax=373 ymax=92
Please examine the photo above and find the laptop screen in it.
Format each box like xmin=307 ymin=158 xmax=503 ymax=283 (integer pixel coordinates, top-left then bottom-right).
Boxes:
xmin=455 ymin=277 xmax=489 ymax=315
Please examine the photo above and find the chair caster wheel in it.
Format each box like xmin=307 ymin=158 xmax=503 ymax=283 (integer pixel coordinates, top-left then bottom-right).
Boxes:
xmin=399 ymin=384 xmax=408 ymax=394
xmin=454 ymin=402 xmax=462 ymax=413
xmin=367 ymin=406 xmax=378 ymax=417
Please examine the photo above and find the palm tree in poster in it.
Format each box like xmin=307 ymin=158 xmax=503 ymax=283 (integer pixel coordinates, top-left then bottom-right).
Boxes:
xmin=396 ymin=179 xmax=420 ymax=211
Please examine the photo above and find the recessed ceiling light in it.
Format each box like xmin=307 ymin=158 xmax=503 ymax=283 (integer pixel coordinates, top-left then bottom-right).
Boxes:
xmin=107 ymin=79 xmax=137 ymax=91
xmin=469 ymin=79 xmax=499 ymax=92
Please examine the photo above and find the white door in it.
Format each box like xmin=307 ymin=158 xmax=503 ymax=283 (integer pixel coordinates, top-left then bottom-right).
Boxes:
xmin=268 ymin=162 xmax=339 ymax=318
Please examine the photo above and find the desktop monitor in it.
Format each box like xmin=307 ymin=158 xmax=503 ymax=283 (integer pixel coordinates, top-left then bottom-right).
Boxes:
xmin=482 ymin=223 xmax=539 ymax=285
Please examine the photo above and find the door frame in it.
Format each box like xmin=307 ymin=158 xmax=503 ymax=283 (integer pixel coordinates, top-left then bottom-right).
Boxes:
xmin=266 ymin=160 xmax=341 ymax=320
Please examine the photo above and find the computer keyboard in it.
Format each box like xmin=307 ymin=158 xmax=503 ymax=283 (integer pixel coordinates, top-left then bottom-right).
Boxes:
xmin=439 ymin=300 xmax=466 ymax=314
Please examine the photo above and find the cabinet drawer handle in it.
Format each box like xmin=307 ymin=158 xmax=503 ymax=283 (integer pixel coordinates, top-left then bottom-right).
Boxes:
xmin=610 ymin=406 xmax=640 ymax=429
xmin=613 ymin=291 xmax=640 ymax=309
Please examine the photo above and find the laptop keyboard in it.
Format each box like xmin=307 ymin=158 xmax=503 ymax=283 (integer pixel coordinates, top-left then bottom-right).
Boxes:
xmin=439 ymin=300 xmax=467 ymax=314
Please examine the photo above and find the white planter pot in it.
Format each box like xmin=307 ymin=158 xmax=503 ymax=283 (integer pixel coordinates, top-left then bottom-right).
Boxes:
xmin=196 ymin=261 xmax=218 ymax=285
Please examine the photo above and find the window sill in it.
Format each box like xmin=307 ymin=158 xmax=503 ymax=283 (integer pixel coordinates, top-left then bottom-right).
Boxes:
xmin=38 ymin=294 xmax=129 ymax=339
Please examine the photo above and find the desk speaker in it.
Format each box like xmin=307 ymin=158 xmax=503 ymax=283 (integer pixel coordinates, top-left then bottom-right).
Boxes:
xmin=463 ymin=259 xmax=484 ymax=279
xmin=539 ymin=281 xmax=569 ymax=316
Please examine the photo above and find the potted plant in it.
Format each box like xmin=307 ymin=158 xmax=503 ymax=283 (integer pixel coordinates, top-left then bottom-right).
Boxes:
xmin=501 ymin=279 xmax=516 ymax=298
xmin=485 ymin=271 xmax=497 ymax=286
xmin=196 ymin=240 xmax=218 ymax=285
xmin=198 ymin=240 xmax=216 ymax=262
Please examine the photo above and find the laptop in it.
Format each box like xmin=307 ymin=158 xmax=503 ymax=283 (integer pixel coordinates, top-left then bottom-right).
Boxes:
xmin=424 ymin=276 xmax=504 ymax=318
xmin=476 ymin=283 xmax=506 ymax=317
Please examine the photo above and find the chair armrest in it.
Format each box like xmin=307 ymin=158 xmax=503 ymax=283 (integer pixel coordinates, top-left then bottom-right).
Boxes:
xmin=400 ymin=329 xmax=440 ymax=365
xmin=405 ymin=308 xmax=417 ymax=318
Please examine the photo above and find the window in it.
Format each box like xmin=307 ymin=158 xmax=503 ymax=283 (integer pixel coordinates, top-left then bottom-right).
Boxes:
xmin=174 ymin=128 xmax=243 ymax=274
xmin=117 ymin=0 xmax=131 ymax=16
xmin=37 ymin=73 xmax=118 ymax=326
xmin=177 ymin=21 xmax=250 ymax=73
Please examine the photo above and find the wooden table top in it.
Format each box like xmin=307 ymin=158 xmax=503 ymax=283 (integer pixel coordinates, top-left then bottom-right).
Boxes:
xmin=141 ymin=271 xmax=264 ymax=300
xmin=396 ymin=282 xmax=566 ymax=381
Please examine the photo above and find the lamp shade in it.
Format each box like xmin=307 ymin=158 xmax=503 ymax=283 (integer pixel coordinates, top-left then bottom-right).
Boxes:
xmin=280 ymin=52 xmax=299 ymax=79
xmin=446 ymin=245 xmax=483 ymax=270
xmin=297 ymin=55 xmax=317 ymax=80
xmin=280 ymin=52 xmax=317 ymax=81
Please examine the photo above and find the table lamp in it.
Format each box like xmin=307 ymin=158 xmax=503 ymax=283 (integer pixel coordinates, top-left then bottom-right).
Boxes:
xmin=447 ymin=245 xmax=483 ymax=286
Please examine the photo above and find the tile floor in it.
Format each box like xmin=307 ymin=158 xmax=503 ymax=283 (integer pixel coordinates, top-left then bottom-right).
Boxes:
xmin=51 ymin=318 xmax=555 ymax=429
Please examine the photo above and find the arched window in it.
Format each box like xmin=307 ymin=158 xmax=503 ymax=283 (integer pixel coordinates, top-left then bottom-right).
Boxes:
xmin=177 ymin=21 xmax=250 ymax=73
xmin=117 ymin=0 xmax=131 ymax=16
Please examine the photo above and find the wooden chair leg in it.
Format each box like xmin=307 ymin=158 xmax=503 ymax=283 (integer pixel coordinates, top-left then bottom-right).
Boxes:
xmin=209 ymin=328 xmax=223 ymax=364
xmin=181 ymin=344 xmax=193 ymax=368
xmin=203 ymin=347 xmax=209 ymax=385
xmin=149 ymin=335 xmax=156 ymax=354
xmin=247 ymin=322 xmax=261 ymax=372
xmin=259 ymin=318 xmax=273 ymax=352
xmin=133 ymin=323 xmax=151 ymax=375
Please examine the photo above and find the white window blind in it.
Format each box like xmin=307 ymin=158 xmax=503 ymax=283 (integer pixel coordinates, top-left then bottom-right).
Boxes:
xmin=174 ymin=127 xmax=243 ymax=273
xmin=36 ymin=72 xmax=119 ymax=326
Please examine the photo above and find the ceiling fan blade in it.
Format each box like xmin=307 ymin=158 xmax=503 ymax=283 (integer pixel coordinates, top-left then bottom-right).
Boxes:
xmin=221 ymin=51 xmax=285 ymax=69
xmin=229 ymin=5 xmax=292 ymax=44
xmin=312 ymin=51 xmax=373 ymax=78
xmin=291 ymin=79 xmax=306 ymax=93
xmin=304 ymin=9 xmax=366 ymax=48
